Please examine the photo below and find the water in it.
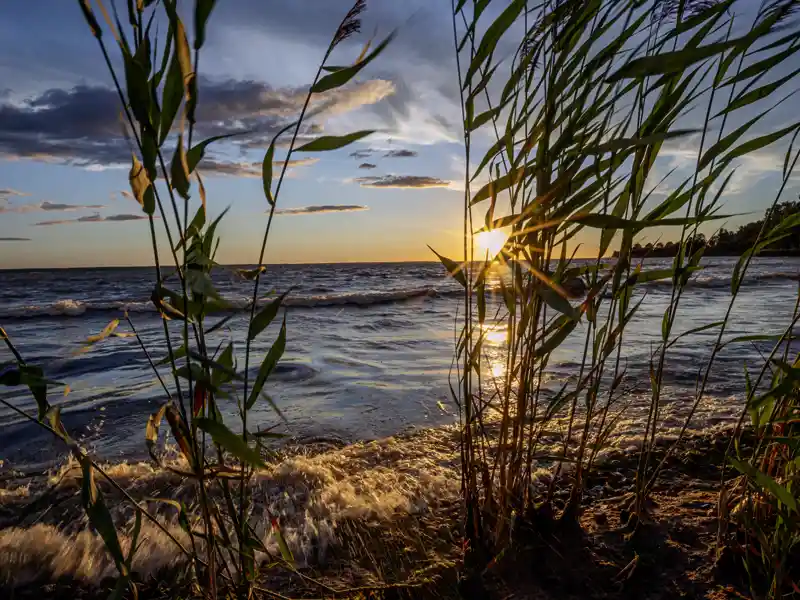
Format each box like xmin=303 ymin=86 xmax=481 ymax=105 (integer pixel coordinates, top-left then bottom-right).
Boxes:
xmin=1 ymin=258 xmax=798 ymax=469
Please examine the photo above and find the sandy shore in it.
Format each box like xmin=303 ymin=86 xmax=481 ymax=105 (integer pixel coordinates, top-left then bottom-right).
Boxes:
xmin=0 ymin=422 xmax=758 ymax=599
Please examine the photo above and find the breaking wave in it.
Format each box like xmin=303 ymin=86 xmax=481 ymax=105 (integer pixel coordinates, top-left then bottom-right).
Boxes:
xmin=0 ymin=288 xmax=463 ymax=320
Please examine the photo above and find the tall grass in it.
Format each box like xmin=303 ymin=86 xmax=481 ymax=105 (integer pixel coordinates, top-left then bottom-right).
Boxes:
xmin=1 ymin=0 xmax=391 ymax=597
xmin=440 ymin=0 xmax=800 ymax=594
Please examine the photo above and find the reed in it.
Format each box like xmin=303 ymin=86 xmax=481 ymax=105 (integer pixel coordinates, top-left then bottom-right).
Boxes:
xmin=1 ymin=0 xmax=391 ymax=597
xmin=441 ymin=0 xmax=800 ymax=595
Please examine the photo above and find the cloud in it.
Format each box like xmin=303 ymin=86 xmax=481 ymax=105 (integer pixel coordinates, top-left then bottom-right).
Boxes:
xmin=0 ymin=79 xmax=393 ymax=167
xmin=40 ymin=201 xmax=105 ymax=211
xmin=120 ymin=190 xmax=133 ymax=199
xmin=359 ymin=162 xmax=377 ymax=169
xmin=274 ymin=204 xmax=368 ymax=216
xmin=659 ymin=134 xmax=789 ymax=196
xmin=273 ymin=157 xmax=319 ymax=169
xmin=198 ymin=156 xmax=319 ymax=178
xmin=203 ymin=2 xmax=465 ymax=145
xmin=0 ymin=200 xmax=106 ymax=214
xmin=384 ymin=149 xmax=418 ymax=158
xmin=354 ymin=175 xmax=450 ymax=188
xmin=34 ymin=212 xmax=149 ymax=226
xmin=0 ymin=188 xmax=28 ymax=199
xmin=199 ymin=160 xmax=261 ymax=177
xmin=0 ymin=237 xmax=30 ymax=241
xmin=350 ymin=149 xmax=374 ymax=159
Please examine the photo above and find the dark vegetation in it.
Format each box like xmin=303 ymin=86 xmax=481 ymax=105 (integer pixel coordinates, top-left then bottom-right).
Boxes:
xmin=622 ymin=200 xmax=800 ymax=257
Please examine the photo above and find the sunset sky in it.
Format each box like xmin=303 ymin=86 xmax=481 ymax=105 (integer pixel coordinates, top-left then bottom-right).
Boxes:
xmin=0 ymin=0 xmax=798 ymax=269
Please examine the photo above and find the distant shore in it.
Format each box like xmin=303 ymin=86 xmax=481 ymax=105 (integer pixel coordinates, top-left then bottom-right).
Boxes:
xmin=615 ymin=248 xmax=800 ymax=258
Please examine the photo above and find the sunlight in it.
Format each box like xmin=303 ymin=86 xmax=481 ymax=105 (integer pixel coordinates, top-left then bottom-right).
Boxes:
xmin=482 ymin=324 xmax=507 ymax=345
xmin=474 ymin=229 xmax=509 ymax=258
xmin=491 ymin=361 xmax=506 ymax=379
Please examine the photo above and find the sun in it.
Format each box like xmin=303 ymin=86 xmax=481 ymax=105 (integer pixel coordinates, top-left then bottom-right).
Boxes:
xmin=474 ymin=229 xmax=509 ymax=258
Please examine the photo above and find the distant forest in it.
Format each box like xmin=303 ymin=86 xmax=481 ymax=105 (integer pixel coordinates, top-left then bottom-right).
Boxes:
xmin=620 ymin=200 xmax=800 ymax=258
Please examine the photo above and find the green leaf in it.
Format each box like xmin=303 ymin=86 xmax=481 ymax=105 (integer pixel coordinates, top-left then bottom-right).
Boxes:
xmin=262 ymin=137 xmax=276 ymax=206
xmin=570 ymin=212 xmax=729 ymax=230
xmin=194 ymin=0 xmax=216 ymax=50
xmin=126 ymin=510 xmax=142 ymax=568
xmin=185 ymin=270 xmax=227 ymax=304
xmin=729 ymin=457 xmax=797 ymax=513
xmin=80 ymin=458 xmax=127 ymax=570
xmin=469 ymin=106 xmax=502 ymax=131
xmin=608 ymin=12 xmax=784 ymax=83
xmin=295 ymin=130 xmax=375 ymax=152
xmin=534 ymin=319 xmax=577 ymax=358
xmin=246 ymin=318 xmax=287 ymax=411
xmin=462 ymin=0 xmax=525 ymax=89
xmin=724 ymin=40 xmax=800 ymax=88
xmin=145 ymin=403 xmax=167 ymax=462
xmin=271 ymin=516 xmax=294 ymax=565
xmin=716 ymin=66 xmax=800 ymax=117
xmin=187 ymin=349 xmax=243 ymax=384
xmin=588 ymin=129 xmax=700 ymax=155
xmin=170 ymin=135 xmax=190 ymax=200
xmin=77 ymin=0 xmax=102 ymax=38
xmin=170 ymin=13 xmax=195 ymax=122
xmin=238 ymin=266 xmax=265 ymax=280
xmin=661 ymin=305 xmax=671 ymax=342
xmin=666 ymin=321 xmax=724 ymax=350
xmin=721 ymin=333 xmax=791 ymax=348
xmin=470 ymin=164 xmax=534 ymax=205
xmin=312 ymin=33 xmax=395 ymax=93
xmin=159 ymin=50 xmax=183 ymax=146
xmin=195 ymin=417 xmax=267 ymax=468
xmin=122 ymin=48 xmax=152 ymax=129
xmin=129 ymin=154 xmax=155 ymax=215
xmin=535 ymin=285 xmax=578 ymax=321
xmin=249 ymin=290 xmax=289 ymax=341
xmin=187 ymin=133 xmax=243 ymax=172
xmin=0 ymin=364 xmax=61 ymax=420
xmin=153 ymin=21 xmax=174 ymax=89
xmin=719 ymin=120 xmax=800 ymax=167
xmin=155 ymin=344 xmax=187 ymax=366
xmin=145 ymin=497 xmax=192 ymax=536
xmin=429 ymin=246 xmax=466 ymax=288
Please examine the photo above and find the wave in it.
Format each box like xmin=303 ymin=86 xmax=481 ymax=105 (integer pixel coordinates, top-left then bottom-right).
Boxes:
xmin=642 ymin=271 xmax=800 ymax=290
xmin=2 ymin=270 xmax=795 ymax=320
xmin=0 ymin=288 xmax=462 ymax=320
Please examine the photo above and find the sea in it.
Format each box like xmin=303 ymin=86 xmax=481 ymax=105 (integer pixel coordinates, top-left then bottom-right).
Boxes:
xmin=1 ymin=258 xmax=798 ymax=470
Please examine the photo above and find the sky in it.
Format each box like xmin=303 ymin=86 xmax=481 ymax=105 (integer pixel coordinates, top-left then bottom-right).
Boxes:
xmin=0 ymin=0 xmax=798 ymax=269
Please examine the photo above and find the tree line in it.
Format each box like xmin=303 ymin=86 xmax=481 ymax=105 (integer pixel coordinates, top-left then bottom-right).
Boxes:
xmin=621 ymin=199 xmax=800 ymax=258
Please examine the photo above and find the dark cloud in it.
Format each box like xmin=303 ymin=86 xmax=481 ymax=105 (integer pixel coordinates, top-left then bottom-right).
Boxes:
xmin=0 ymin=188 xmax=28 ymax=199
xmin=0 ymin=237 xmax=30 ymax=241
xmin=354 ymin=175 xmax=449 ymax=188
xmin=0 ymin=200 xmax=106 ymax=214
xmin=40 ymin=201 xmax=105 ymax=211
xmin=0 ymin=78 xmax=392 ymax=167
xmin=34 ymin=213 xmax=149 ymax=226
xmin=275 ymin=204 xmax=368 ymax=215
xmin=199 ymin=160 xmax=261 ymax=178
xmin=273 ymin=158 xmax=319 ymax=169
xmin=198 ymin=156 xmax=319 ymax=178
xmin=384 ymin=149 xmax=418 ymax=158
xmin=358 ymin=162 xmax=377 ymax=169
xmin=350 ymin=149 xmax=374 ymax=159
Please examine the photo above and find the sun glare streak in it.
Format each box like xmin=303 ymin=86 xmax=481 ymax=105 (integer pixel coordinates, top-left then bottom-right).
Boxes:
xmin=474 ymin=229 xmax=509 ymax=258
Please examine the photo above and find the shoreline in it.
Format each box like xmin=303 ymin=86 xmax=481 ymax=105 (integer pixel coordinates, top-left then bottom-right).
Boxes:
xmin=0 ymin=422 xmax=758 ymax=599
